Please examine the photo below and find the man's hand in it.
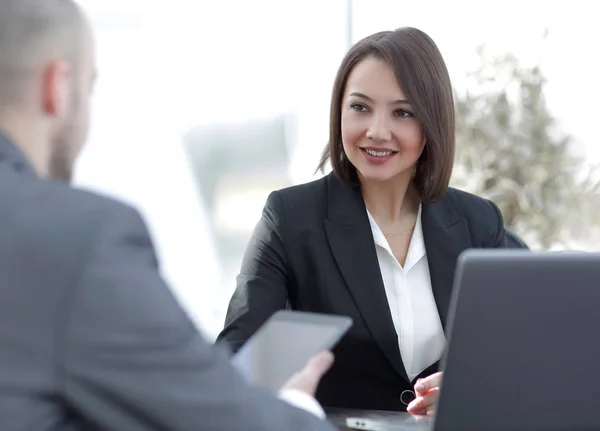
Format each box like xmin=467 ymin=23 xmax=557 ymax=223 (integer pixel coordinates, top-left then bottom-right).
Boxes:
xmin=407 ymin=371 xmax=443 ymax=416
xmin=282 ymin=351 xmax=335 ymax=396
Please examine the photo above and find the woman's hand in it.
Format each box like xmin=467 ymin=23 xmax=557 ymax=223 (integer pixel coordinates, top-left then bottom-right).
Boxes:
xmin=406 ymin=371 xmax=443 ymax=416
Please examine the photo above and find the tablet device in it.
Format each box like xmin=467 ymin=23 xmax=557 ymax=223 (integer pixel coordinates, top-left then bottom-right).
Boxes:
xmin=231 ymin=310 xmax=352 ymax=393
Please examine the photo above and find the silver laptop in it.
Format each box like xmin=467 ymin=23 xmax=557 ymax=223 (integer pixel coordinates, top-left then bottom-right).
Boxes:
xmin=342 ymin=250 xmax=600 ymax=431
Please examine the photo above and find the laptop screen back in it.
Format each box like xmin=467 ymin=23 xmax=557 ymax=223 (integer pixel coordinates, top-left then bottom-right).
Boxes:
xmin=434 ymin=250 xmax=600 ymax=431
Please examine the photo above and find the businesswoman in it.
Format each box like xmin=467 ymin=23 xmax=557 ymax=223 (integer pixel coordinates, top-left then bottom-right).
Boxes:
xmin=217 ymin=27 xmax=525 ymax=414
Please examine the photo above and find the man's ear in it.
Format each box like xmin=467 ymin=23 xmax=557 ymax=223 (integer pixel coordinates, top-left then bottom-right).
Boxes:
xmin=41 ymin=60 xmax=72 ymax=117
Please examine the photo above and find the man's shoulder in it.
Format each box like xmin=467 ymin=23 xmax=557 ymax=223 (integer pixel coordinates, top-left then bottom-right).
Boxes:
xmin=0 ymin=175 xmax=150 ymax=302
xmin=4 ymin=177 xmax=142 ymax=245
xmin=51 ymin=181 xmax=136 ymax=222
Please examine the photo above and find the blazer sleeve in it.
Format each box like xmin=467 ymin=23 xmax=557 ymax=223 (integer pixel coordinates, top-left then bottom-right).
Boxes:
xmin=59 ymin=202 xmax=333 ymax=431
xmin=487 ymin=200 xmax=529 ymax=249
xmin=216 ymin=191 xmax=289 ymax=352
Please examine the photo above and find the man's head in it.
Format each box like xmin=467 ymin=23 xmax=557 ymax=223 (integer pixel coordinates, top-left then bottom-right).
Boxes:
xmin=0 ymin=0 xmax=96 ymax=181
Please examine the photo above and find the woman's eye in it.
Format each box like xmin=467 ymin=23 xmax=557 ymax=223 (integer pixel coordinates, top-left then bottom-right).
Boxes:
xmin=395 ymin=109 xmax=414 ymax=118
xmin=350 ymin=103 xmax=367 ymax=112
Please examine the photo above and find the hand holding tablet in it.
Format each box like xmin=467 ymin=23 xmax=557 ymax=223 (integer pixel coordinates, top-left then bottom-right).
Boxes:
xmin=231 ymin=310 xmax=352 ymax=393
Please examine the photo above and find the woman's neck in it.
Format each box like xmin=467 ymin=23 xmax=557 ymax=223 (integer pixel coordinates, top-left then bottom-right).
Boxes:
xmin=361 ymin=172 xmax=420 ymax=224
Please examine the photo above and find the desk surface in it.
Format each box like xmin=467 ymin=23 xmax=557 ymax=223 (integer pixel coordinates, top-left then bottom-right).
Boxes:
xmin=326 ymin=408 xmax=433 ymax=430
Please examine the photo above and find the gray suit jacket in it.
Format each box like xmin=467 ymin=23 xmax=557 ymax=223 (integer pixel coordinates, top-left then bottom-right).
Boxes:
xmin=0 ymin=132 xmax=335 ymax=431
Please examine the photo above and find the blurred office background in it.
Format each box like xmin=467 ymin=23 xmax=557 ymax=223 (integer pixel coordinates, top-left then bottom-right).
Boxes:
xmin=73 ymin=0 xmax=600 ymax=339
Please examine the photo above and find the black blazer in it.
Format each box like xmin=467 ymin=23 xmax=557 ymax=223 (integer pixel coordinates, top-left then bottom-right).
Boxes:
xmin=217 ymin=172 xmax=526 ymax=411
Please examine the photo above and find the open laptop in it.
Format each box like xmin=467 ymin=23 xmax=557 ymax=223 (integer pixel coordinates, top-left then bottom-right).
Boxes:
xmin=342 ymin=250 xmax=600 ymax=431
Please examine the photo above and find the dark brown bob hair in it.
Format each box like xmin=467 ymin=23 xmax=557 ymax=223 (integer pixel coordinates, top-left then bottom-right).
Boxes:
xmin=317 ymin=27 xmax=455 ymax=203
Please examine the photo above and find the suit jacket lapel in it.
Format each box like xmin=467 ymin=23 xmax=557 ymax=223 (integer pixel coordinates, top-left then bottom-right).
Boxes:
xmin=324 ymin=173 xmax=409 ymax=382
xmin=421 ymin=198 xmax=471 ymax=329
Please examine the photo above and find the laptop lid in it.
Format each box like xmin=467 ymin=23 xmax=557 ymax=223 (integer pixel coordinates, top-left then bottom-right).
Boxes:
xmin=433 ymin=250 xmax=600 ymax=431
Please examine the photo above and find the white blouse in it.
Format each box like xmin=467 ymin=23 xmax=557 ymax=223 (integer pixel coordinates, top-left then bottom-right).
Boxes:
xmin=366 ymin=205 xmax=446 ymax=381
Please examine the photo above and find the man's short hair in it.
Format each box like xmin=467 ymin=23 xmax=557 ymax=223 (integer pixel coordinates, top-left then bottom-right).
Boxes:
xmin=0 ymin=0 xmax=83 ymax=106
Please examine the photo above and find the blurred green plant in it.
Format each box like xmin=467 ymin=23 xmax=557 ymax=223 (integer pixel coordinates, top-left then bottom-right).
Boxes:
xmin=452 ymin=46 xmax=600 ymax=249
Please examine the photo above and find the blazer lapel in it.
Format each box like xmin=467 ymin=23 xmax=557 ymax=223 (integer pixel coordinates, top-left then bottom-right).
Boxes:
xmin=421 ymin=198 xmax=471 ymax=329
xmin=324 ymin=174 xmax=409 ymax=382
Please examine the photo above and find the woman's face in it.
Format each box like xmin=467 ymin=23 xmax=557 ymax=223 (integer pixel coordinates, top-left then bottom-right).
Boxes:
xmin=341 ymin=57 xmax=425 ymax=184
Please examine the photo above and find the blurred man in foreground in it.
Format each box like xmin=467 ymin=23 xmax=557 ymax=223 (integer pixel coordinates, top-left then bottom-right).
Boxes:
xmin=0 ymin=0 xmax=336 ymax=429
